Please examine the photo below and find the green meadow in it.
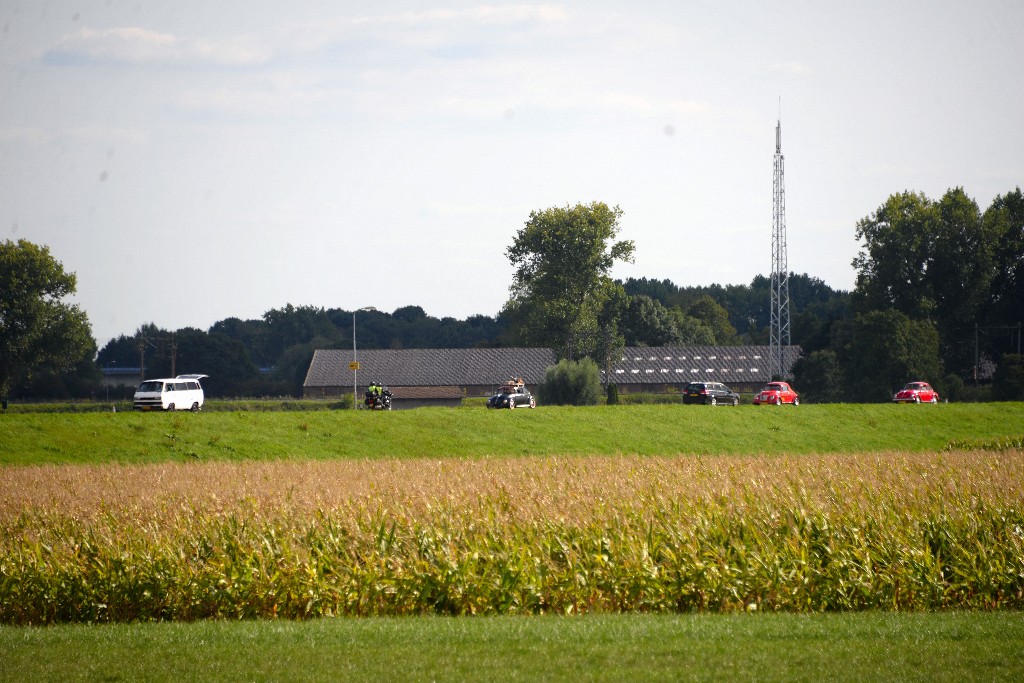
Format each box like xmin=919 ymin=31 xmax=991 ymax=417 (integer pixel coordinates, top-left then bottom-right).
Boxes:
xmin=2 ymin=612 xmax=1023 ymax=682
xmin=2 ymin=402 xmax=1022 ymax=680
xmin=1 ymin=402 xmax=1022 ymax=465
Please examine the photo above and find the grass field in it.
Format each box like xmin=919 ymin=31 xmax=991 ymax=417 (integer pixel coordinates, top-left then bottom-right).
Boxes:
xmin=2 ymin=403 xmax=1023 ymax=679
xmin=3 ymin=612 xmax=1023 ymax=682
xmin=1 ymin=402 xmax=1022 ymax=465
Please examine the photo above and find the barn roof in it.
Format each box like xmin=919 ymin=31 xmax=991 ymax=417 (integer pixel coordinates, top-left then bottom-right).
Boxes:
xmin=303 ymin=347 xmax=557 ymax=389
xmin=303 ymin=345 xmax=801 ymax=389
xmin=607 ymin=345 xmax=801 ymax=385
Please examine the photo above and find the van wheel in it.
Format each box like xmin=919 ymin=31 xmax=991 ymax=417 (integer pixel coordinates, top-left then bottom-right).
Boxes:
xmin=190 ymin=402 xmax=200 ymax=412
xmin=166 ymin=403 xmax=175 ymax=412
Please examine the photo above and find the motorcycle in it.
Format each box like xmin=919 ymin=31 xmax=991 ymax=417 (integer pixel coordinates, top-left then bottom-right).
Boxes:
xmin=364 ymin=389 xmax=393 ymax=410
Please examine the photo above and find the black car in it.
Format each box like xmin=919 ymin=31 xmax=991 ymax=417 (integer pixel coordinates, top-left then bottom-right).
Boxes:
xmin=683 ymin=381 xmax=740 ymax=406
xmin=486 ymin=379 xmax=536 ymax=409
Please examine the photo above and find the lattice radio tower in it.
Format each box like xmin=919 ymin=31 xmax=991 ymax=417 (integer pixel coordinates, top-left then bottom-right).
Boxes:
xmin=769 ymin=116 xmax=791 ymax=379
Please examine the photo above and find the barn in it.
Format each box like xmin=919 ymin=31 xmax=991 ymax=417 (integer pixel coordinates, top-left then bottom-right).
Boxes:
xmin=303 ymin=345 xmax=801 ymax=408
xmin=302 ymin=347 xmax=556 ymax=408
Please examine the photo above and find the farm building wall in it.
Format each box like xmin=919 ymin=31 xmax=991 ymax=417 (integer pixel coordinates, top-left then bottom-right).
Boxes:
xmin=303 ymin=345 xmax=801 ymax=408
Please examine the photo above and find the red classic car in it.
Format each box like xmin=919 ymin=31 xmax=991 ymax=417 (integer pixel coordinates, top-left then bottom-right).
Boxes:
xmin=893 ymin=381 xmax=940 ymax=403
xmin=753 ymin=382 xmax=800 ymax=406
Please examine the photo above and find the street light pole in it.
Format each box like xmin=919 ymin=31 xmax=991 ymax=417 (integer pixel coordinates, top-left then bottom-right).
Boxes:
xmin=353 ymin=310 xmax=357 ymax=410
xmin=353 ymin=307 xmax=376 ymax=410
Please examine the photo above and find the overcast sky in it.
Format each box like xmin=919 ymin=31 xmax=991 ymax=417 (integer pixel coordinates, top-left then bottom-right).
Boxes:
xmin=2 ymin=1 xmax=1022 ymax=347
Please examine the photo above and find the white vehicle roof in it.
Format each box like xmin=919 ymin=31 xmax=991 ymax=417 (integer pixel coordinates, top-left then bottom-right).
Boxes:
xmin=140 ymin=375 xmax=208 ymax=383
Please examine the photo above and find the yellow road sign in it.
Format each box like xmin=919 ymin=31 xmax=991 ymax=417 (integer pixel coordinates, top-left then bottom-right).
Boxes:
xmin=349 ymin=361 xmax=360 ymax=371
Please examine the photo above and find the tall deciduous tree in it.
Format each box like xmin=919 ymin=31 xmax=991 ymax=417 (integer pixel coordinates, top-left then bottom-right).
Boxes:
xmin=0 ymin=239 xmax=93 ymax=398
xmin=620 ymin=294 xmax=682 ymax=347
xmin=852 ymin=188 xmax=997 ymax=375
xmin=834 ymin=309 xmax=943 ymax=403
xmin=984 ymin=187 xmax=1024 ymax=326
xmin=852 ymin=191 xmax=937 ymax=318
xmin=686 ymin=295 xmax=739 ymax=345
xmin=791 ymin=349 xmax=843 ymax=403
xmin=503 ymin=202 xmax=635 ymax=360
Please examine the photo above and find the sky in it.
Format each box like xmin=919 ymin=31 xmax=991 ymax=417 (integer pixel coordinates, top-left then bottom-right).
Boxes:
xmin=2 ymin=1 xmax=1022 ymax=348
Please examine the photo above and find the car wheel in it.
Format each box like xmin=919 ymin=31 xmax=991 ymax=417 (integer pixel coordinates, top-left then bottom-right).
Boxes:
xmin=190 ymin=402 xmax=200 ymax=412
xmin=914 ymin=396 xmax=921 ymax=404
xmin=793 ymin=397 xmax=800 ymax=406
xmin=509 ymin=399 xmax=516 ymax=409
xmin=930 ymin=396 xmax=938 ymax=404
xmin=530 ymin=397 xmax=536 ymax=408
xmin=166 ymin=403 xmax=175 ymax=411
xmin=774 ymin=397 xmax=782 ymax=406
xmin=710 ymin=396 xmax=717 ymax=406
xmin=733 ymin=397 xmax=739 ymax=406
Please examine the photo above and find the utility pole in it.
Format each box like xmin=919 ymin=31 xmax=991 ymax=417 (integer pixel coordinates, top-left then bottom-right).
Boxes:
xmin=169 ymin=334 xmax=177 ymax=378
xmin=769 ymin=113 xmax=791 ymax=379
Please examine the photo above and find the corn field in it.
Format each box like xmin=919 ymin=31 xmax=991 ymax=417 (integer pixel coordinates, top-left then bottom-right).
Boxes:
xmin=2 ymin=452 xmax=1022 ymax=624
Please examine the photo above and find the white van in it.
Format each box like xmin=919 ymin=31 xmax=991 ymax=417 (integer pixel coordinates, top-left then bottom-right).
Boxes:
xmin=133 ymin=374 xmax=208 ymax=412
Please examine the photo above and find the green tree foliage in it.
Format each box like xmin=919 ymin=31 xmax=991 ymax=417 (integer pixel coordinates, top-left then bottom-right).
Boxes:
xmin=992 ymin=354 xmax=1024 ymax=401
xmin=983 ymin=188 xmax=1024 ymax=326
xmin=620 ymin=295 xmax=682 ymax=347
xmin=536 ymin=358 xmax=603 ymax=406
xmin=209 ymin=317 xmax=273 ymax=367
xmin=96 ymin=306 xmax=507 ymax=398
xmin=622 ymin=274 xmax=849 ymax=348
xmin=592 ymin=283 xmax=628 ymax=382
xmin=261 ymin=305 xmax=340 ymax=363
xmin=670 ymin=311 xmax=717 ymax=345
xmin=852 ymin=188 xmax=998 ymax=375
xmin=834 ymin=310 xmax=943 ymax=403
xmin=135 ymin=327 xmax=260 ymax=397
xmin=792 ymin=349 xmax=843 ymax=403
xmin=503 ymin=202 xmax=635 ymax=360
xmin=10 ymin=341 xmax=100 ymax=400
xmin=852 ymin=191 xmax=938 ymax=318
xmin=0 ymin=240 xmax=93 ymax=398
xmin=95 ymin=334 xmax=144 ymax=369
xmin=686 ymin=295 xmax=739 ymax=345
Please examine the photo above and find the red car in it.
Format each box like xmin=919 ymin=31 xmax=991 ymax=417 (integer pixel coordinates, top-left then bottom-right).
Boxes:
xmin=893 ymin=381 xmax=939 ymax=404
xmin=753 ymin=382 xmax=800 ymax=406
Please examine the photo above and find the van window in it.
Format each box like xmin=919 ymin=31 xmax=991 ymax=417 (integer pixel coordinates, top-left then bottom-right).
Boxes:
xmin=174 ymin=382 xmax=187 ymax=391
xmin=138 ymin=381 xmax=162 ymax=392
xmin=187 ymin=382 xmax=200 ymax=390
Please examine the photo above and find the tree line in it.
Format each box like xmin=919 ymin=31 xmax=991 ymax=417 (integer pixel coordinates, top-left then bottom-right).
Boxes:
xmin=2 ymin=185 xmax=1021 ymax=403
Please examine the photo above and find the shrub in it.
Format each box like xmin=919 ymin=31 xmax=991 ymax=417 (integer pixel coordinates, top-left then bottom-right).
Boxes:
xmin=940 ymin=373 xmax=966 ymax=402
xmin=536 ymin=358 xmax=602 ymax=406
xmin=992 ymin=354 xmax=1024 ymax=401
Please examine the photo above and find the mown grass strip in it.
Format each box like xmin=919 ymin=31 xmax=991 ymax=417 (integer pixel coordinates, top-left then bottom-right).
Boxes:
xmin=2 ymin=612 xmax=1023 ymax=682
xmin=2 ymin=403 xmax=1023 ymax=466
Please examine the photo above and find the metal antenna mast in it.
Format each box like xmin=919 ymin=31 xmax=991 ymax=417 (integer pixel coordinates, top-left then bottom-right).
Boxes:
xmin=769 ymin=115 xmax=791 ymax=379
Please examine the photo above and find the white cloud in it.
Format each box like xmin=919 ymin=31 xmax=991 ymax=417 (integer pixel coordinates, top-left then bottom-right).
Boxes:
xmin=45 ymin=26 xmax=272 ymax=67
xmin=352 ymin=5 xmax=568 ymax=29
xmin=0 ymin=125 xmax=148 ymax=146
xmin=751 ymin=61 xmax=812 ymax=75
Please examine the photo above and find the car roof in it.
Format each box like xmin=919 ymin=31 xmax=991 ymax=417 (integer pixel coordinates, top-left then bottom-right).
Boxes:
xmin=141 ymin=377 xmax=205 ymax=383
